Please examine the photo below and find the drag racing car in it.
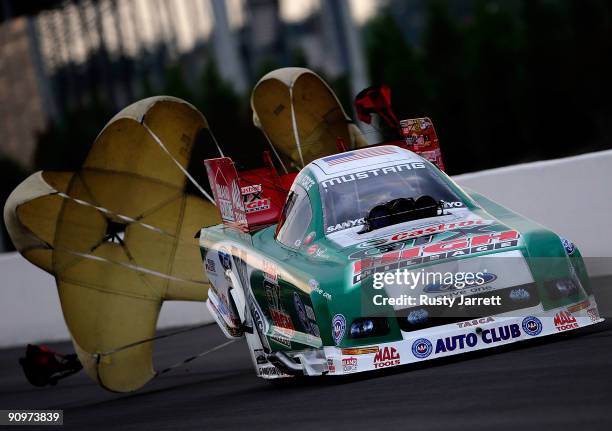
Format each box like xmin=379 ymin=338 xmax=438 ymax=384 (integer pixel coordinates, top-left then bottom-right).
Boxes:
xmin=200 ymin=145 xmax=603 ymax=379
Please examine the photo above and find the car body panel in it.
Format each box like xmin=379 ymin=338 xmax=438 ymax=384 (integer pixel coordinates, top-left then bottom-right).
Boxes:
xmin=199 ymin=147 xmax=603 ymax=378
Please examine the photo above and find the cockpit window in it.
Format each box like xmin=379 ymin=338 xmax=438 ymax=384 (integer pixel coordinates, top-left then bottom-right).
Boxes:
xmin=276 ymin=185 xmax=312 ymax=248
xmin=320 ymin=161 xmax=463 ymax=234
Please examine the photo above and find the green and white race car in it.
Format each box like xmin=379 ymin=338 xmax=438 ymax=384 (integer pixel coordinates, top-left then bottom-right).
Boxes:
xmin=199 ymin=144 xmax=603 ymax=379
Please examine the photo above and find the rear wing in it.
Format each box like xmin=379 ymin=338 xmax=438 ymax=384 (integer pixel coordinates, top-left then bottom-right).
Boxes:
xmin=354 ymin=85 xmax=446 ymax=171
xmin=204 ymin=152 xmax=295 ymax=233
xmin=205 ymin=83 xmax=446 ymax=234
xmin=398 ymin=117 xmax=445 ymax=171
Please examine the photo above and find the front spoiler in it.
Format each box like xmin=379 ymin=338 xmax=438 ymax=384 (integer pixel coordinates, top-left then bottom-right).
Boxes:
xmin=264 ymin=296 xmax=603 ymax=378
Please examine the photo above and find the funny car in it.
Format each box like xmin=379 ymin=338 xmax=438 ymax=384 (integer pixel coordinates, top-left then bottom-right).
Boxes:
xmin=200 ymin=144 xmax=603 ymax=379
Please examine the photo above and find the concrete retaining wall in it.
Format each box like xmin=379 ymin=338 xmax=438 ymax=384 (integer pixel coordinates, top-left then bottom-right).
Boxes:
xmin=0 ymin=252 xmax=211 ymax=347
xmin=454 ymin=149 xmax=612 ymax=277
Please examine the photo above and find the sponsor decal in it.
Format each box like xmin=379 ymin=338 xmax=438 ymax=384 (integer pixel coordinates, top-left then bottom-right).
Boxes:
xmin=217 ymin=187 xmax=234 ymax=221
xmin=443 ymin=201 xmax=465 ymax=209
xmin=341 ymin=347 xmax=379 ymax=355
xmin=322 ymin=146 xmax=398 ymax=166
xmin=424 ymin=272 xmax=497 ymax=294
xmin=349 ymin=242 xmax=406 ymax=260
xmin=435 ymin=324 xmax=520 ymax=354
xmin=241 ymin=184 xmax=271 ymax=214
xmin=356 ymin=238 xmax=392 ymax=249
xmin=356 ymin=219 xmax=494 ymax=249
xmin=352 ymin=230 xmax=521 ymax=284
xmin=245 ymin=198 xmax=270 ymax=213
xmin=213 ymin=292 xmax=231 ymax=319
xmin=342 ymin=357 xmax=358 ymax=372
xmin=241 ymin=184 xmax=262 ymax=195
xmin=306 ymin=244 xmax=328 ymax=258
xmin=456 ymin=316 xmax=494 ymax=329
xmin=293 ymin=292 xmax=308 ymax=329
xmin=249 ymin=297 xmax=265 ymax=336
xmin=411 ymin=338 xmax=433 ymax=359
xmin=310 ymin=279 xmax=332 ymax=300
xmin=262 ymin=259 xmax=278 ymax=283
xmin=205 ymin=258 xmax=216 ymax=274
xmin=509 ymin=288 xmax=531 ymax=301
xmin=332 ymin=314 xmax=347 ymax=345
xmin=374 ymin=346 xmax=401 ymax=368
xmin=270 ymin=308 xmax=294 ymax=338
xmin=406 ymin=309 xmax=429 ymax=325
xmin=327 ymin=358 xmax=336 ymax=373
xmin=264 ymin=279 xmax=293 ymax=347
xmin=587 ymin=307 xmax=600 ymax=323
xmin=321 ymin=162 xmax=425 ymax=188
xmin=396 ymin=220 xmax=495 ymax=243
xmin=293 ymin=292 xmax=320 ymax=337
xmin=326 ymin=218 xmax=365 ymax=234
xmin=561 ymin=237 xmax=576 ymax=255
xmin=215 ymin=180 xmax=243 ymax=222
xmin=554 ymin=310 xmax=579 ymax=332
xmin=522 ymin=316 xmax=543 ymax=336
xmin=567 ymin=300 xmax=590 ymax=313
xmin=296 ymin=174 xmax=315 ymax=191
xmin=218 ymin=248 xmax=232 ymax=271
xmin=480 ymin=324 xmax=521 ymax=344
xmin=206 ymin=159 xmax=248 ymax=227
xmin=303 ymin=231 xmax=316 ymax=246
xmin=270 ymin=327 xmax=293 ymax=349
xmin=264 ymin=279 xmax=281 ymax=307
xmin=258 ymin=366 xmax=286 ymax=377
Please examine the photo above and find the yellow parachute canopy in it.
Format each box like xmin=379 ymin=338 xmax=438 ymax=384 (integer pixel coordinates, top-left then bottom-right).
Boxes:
xmin=4 ymin=96 xmax=220 ymax=392
xmin=251 ymin=67 xmax=367 ymax=171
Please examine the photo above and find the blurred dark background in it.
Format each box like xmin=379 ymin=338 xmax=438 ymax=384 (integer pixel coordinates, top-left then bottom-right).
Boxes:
xmin=1 ymin=0 xmax=611 ymax=251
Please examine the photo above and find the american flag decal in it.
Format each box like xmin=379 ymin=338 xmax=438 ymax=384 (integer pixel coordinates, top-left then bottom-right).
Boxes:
xmin=322 ymin=147 xmax=397 ymax=165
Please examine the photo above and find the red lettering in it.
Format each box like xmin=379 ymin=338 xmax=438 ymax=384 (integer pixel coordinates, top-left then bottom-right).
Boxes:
xmin=400 ymin=247 xmax=420 ymax=259
xmin=381 ymin=250 xmax=401 ymax=265
xmin=423 ymin=239 xmax=469 ymax=254
xmin=374 ymin=347 xmax=400 ymax=362
xmin=471 ymin=230 xmax=519 ymax=247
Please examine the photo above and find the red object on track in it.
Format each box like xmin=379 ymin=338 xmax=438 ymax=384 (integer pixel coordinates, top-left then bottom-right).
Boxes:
xmin=19 ymin=344 xmax=82 ymax=387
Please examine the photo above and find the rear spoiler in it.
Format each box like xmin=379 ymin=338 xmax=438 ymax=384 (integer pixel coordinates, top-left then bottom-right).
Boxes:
xmin=397 ymin=117 xmax=445 ymax=171
xmin=205 ymin=85 xmax=446 ymax=234
xmin=204 ymin=152 xmax=296 ymax=233
xmin=355 ymin=85 xmax=445 ymax=171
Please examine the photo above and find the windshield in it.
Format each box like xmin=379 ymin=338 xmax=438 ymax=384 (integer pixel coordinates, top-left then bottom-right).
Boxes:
xmin=320 ymin=161 xmax=464 ymax=234
xmin=275 ymin=185 xmax=313 ymax=248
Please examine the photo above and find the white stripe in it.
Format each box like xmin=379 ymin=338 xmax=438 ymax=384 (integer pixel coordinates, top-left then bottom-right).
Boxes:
xmin=63 ymin=247 xmax=208 ymax=286
xmin=289 ymin=84 xmax=305 ymax=168
xmin=56 ymin=192 xmax=171 ymax=237
xmin=143 ymin=122 xmax=215 ymax=204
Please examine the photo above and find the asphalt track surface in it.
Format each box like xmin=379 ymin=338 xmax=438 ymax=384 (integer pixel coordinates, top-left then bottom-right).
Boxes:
xmin=1 ymin=278 xmax=611 ymax=431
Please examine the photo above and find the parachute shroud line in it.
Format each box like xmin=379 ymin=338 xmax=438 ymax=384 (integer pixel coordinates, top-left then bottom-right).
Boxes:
xmin=143 ymin=122 xmax=215 ymax=204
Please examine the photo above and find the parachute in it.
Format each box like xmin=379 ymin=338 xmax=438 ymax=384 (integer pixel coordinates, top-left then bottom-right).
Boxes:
xmin=3 ymin=68 xmax=376 ymax=392
xmin=251 ymin=67 xmax=368 ymax=172
xmin=4 ymin=96 xmax=220 ymax=392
